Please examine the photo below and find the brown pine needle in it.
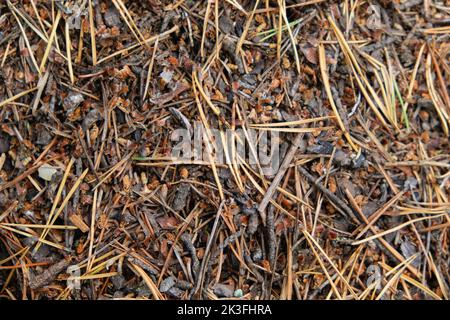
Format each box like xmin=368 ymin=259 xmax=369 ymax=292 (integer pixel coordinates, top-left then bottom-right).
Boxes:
xmin=192 ymin=71 xmax=225 ymax=201
xmin=0 ymin=87 xmax=38 ymax=109
xmin=143 ymin=37 xmax=159 ymax=101
xmin=423 ymin=26 xmax=450 ymax=34
xmin=352 ymin=214 xmax=445 ymax=246
xmin=225 ymin=0 xmax=248 ymax=15
xmin=376 ymin=254 xmax=419 ymax=300
xmin=0 ymin=223 xmax=77 ymax=230
xmin=305 ymin=233 xmax=343 ymax=299
xmin=65 ymin=21 xmax=74 ymax=84
xmin=112 ymin=0 xmax=149 ymax=49
xmin=379 ymin=262 xmax=441 ymax=300
xmin=355 ymin=191 xmax=405 ymax=240
xmin=35 ymin=167 xmax=89 ymax=253
xmin=39 ymin=10 xmax=61 ymax=73
xmin=0 ymin=41 xmax=11 ymax=67
xmin=303 ymin=230 xmax=358 ymax=299
xmin=249 ymin=126 xmax=333 ymax=133
xmin=87 ymin=188 xmax=98 ymax=272
xmin=278 ymin=0 xmax=301 ymax=74
xmin=249 ymin=116 xmax=336 ymax=127
xmin=236 ymin=0 xmax=260 ymax=55
xmin=88 ymin=0 xmax=97 ymax=65
xmin=426 ymin=252 xmax=449 ymax=299
xmin=9 ymin=3 xmax=41 ymax=75
xmin=75 ymin=272 xmax=119 ymax=281
xmin=30 ymin=0 xmax=48 ymax=36
xmin=200 ymin=0 xmax=212 ymax=58
xmin=76 ymin=18 xmax=85 ymax=64
xmin=96 ymin=26 xmax=178 ymax=65
xmin=131 ymin=263 xmax=164 ymax=299
xmin=193 ymin=71 xmax=221 ymax=116
xmin=1 ymin=0 xmax=448 ymax=301
xmin=0 ymin=224 xmax=66 ymax=250
xmin=319 ymin=44 xmax=359 ymax=152
xmin=327 ymin=15 xmax=391 ymax=131
xmin=425 ymin=53 xmax=449 ymax=136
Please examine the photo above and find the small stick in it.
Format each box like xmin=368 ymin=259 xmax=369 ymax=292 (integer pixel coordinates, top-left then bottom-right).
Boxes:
xmin=297 ymin=166 xmax=359 ymax=224
xmin=29 ymin=258 xmax=71 ymax=290
xmin=190 ymin=201 xmax=224 ymax=298
xmin=258 ymin=133 xmax=303 ymax=221
xmin=0 ymin=160 xmax=43 ymax=192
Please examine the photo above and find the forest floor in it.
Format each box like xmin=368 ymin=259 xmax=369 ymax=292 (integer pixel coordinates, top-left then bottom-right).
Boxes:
xmin=0 ymin=0 xmax=449 ymax=300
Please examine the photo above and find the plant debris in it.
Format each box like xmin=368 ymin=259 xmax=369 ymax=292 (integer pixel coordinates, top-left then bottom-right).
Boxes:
xmin=0 ymin=0 xmax=449 ymax=301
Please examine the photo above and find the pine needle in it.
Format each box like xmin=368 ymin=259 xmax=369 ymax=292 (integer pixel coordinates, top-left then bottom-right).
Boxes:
xmin=65 ymin=20 xmax=74 ymax=84
xmin=39 ymin=10 xmax=61 ymax=73
xmin=278 ymin=0 xmax=301 ymax=74
xmin=236 ymin=0 xmax=260 ymax=54
xmin=88 ymin=0 xmax=97 ymax=65
xmin=319 ymin=44 xmax=359 ymax=152
xmin=0 ymin=87 xmax=38 ymax=109
xmin=352 ymin=214 xmax=445 ymax=246
xmin=143 ymin=37 xmax=159 ymax=101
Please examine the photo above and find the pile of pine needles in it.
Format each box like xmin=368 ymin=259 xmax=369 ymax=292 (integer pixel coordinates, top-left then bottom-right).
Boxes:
xmin=0 ymin=0 xmax=449 ymax=300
